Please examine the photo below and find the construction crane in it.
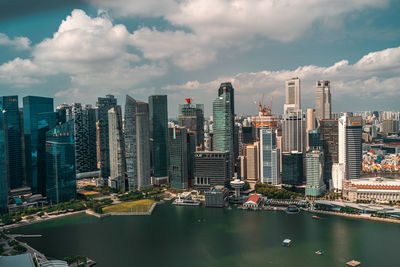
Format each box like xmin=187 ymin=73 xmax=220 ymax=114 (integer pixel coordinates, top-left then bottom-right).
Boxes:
xmin=185 ymin=98 xmax=193 ymax=104
xmin=254 ymin=94 xmax=273 ymax=116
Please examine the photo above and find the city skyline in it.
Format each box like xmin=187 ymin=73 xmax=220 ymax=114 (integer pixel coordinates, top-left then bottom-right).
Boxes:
xmin=0 ymin=1 xmax=400 ymax=116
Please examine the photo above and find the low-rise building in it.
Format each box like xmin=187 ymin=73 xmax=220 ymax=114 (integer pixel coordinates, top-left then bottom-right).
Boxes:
xmin=243 ymin=194 xmax=262 ymax=209
xmin=343 ymin=177 xmax=400 ymax=202
xmin=205 ymin=186 xmax=228 ymax=207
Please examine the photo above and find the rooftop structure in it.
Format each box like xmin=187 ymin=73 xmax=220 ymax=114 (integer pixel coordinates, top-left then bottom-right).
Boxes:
xmin=343 ymin=177 xmax=400 ymax=202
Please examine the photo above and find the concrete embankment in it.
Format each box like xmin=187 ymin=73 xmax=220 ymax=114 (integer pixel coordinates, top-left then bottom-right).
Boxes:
xmin=310 ymin=210 xmax=400 ymax=224
xmin=86 ymin=202 xmax=158 ymax=217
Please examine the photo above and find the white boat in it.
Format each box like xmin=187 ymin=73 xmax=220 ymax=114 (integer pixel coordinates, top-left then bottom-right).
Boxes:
xmin=282 ymin=239 xmax=291 ymax=246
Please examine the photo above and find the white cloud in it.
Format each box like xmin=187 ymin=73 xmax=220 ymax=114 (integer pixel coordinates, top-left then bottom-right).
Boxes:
xmin=0 ymin=33 xmax=31 ymax=50
xmin=90 ymin=0 xmax=389 ymax=69
xmin=0 ymin=9 xmax=166 ymax=98
xmin=162 ymin=45 xmax=400 ymax=115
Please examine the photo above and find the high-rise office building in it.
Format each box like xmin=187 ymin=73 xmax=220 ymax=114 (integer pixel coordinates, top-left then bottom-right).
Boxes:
xmin=305 ymin=150 xmax=326 ymax=197
xmin=306 ymin=108 xmax=315 ymax=150
xmin=1 ymin=96 xmax=23 ymax=189
xmin=56 ymin=103 xmax=97 ymax=174
xmin=282 ymin=107 xmax=306 ymax=153
xmin=0 ymin=105 xmax=9 ymax=213
xmin=46 ymin=120 xmax=76 ymax=204
xmin=149 ymin=95 xmax=168 ymax=179
xmin=168 ymin=127 xmax=188 ymax=189
xmin=178 ymin=99 xmax=204 ymax=148
xmin=246 ymin=143 xmax=259 ymax=181
xmin=136 ymin=101 xmax=152 ymax=189
xmin=281 ymin=152 xmax=303 ymax=185
xmin=284 ymin=77 xmax=300 ymax=112
xmin=124 ymin=96 xmax=151 ymax=190
xmin=108 ymin=106 xmax=126 ymax=191
xmin=23 ymin=96 xmax=56 ymax=194
xmin=193 ymin=151 xmax=230 ymax=191
xmin=339 ymin=115 xmax=362 ymax=180
xmin=213 ymin=90 xmax=234 ymax=178
xmin=259 ymin=128 xmax=280 ymax=185
xmin=320 ymin=119 xmax=339 ymax=185
xmin=97 ymin=95 xmax=117 ymax=180
xmin=124 ymin=96 xmax=138 ymax=190
xmin=218 ymin=82 xmax=234 ymax=122
xmin=315 ymin=80 xmax=331 ymax=121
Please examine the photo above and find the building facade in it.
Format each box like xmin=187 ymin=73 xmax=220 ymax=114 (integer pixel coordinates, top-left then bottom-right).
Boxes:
xmin=149 ymin=95 xmax=168 ymax=178
xmin=284 ymin=77 xmax=300 ymax=111
xmin=320 ymin=119 xmax=339 ymax=185
xmin=193 ymin=151 xmax=230 ymax=191
xmin=46 ymin=120 xmax=76 ymax=204
xmin=0 ymin=105 xmax=8 ymax=213
xmin=23 ymin=96 xmax=56 ymax=194
xmin=178 ymin=99 xmax=204 ymax=148
xmin=315 ymin=80 xmax=331 ymax=121
xmin=168 ymin=127 xmax=188 ymax=190
xmin=282 ymin=107 xmax=306 ymax=153
xmin=96 ymin=95 xmax=117 ymax=179
xmin=343 ymin=177 xmax=400 ymax=202
xmin=305 ymin=150 xmax=326 ymax=197
xmin=1 ymin=96 xmax=24 ymax=189
xmin=259 ymin=128 xmax=280 ymax=185
xmin=213 ymin=91 xmax=234 ymax=178
xmin=136 ymin=101 xmax=152 ymax=189
xmin=108 ymin=106 xmax=126 ymax=191
xmin=281 ymin=152 xmax=304 ymax=186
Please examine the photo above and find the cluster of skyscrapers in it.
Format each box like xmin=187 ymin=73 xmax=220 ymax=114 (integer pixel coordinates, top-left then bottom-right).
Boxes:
xmin=0 ymin=77 xmax=368 ymax=214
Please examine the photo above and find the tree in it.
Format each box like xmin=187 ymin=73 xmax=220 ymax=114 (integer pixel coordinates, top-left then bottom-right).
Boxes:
xmin=243 ymin=181 xmax=250 ymax=191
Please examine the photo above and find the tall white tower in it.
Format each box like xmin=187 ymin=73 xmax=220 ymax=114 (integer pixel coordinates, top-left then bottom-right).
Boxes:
xmin=315 ymin=80 xmax=331 ymax=121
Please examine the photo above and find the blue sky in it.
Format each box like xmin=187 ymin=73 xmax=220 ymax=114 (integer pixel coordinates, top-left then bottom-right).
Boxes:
xmin=0 ymin=0 xmax=400 ymax=116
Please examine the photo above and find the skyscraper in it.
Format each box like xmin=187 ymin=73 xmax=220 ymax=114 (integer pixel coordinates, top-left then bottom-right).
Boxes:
xmin=149 ymin=95 xmax=168 ymax=179
xmin=339 ymin=115 xmax=362 ymax=180
xmin=0 ymin=105 xmax=9 ymax=213
xmin=213 ymin=90 xmax=234 ymax=178
xmin=281 ymin=152 xmax=303 ymax=186
xmin=168 ymin=127 xmax=188 ymax=189
xmin=218 ymin=82 xmax=234 ymax=120
xmin=315 ymin=80 xmax=331 ymax=121
xmin=56 ymin=103 xmax=97 ymax=174
xmin=46 ymin=120 xmax=76 ymax=204
xmin=1 ymin=96 xmax=23 ymax=189
xmin=124 ymin=96 xmax=137 ymax=191
xmin=284 ymin=77 xmax=300 ymax=112
xmin=23 ymin=96 xmax=56 ymax=194
xmin=320 ymin=119 xmax=339 ymax=185
xmin=97 ymin=95 xmax=117 ymax=180
xmin=137 ymin=100 xmax=152 ymax=189
xmin=124 ymin=96 xmax=151 ymax=190
xmin=259 ymin=128 xmax=280 ymax=185
xmin=305 ymin=150 xmax=326 ymax=197
xmin=108 ymin=105 xmax=126 ymax=191
xmin=178 ymin=99 xmax=204 ymax=148
xmin=282 ymin=107 xmax=306 ymax=153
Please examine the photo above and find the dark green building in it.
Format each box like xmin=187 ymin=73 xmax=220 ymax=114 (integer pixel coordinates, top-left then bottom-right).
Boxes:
xmin=168 ymin=127 xmax=188 ymax=189
xmin=282 ymin=152 xmax=304 ymax=186
xmin=149 ymin=95 xmax=168 ymax=178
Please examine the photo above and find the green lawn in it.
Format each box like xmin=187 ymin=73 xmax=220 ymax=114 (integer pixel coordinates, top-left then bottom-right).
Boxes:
xmin=103 ymin=199 xmax=155 ymax=213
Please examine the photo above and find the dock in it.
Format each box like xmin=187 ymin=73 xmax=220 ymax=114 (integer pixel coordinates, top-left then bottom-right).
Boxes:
xmin=346 ymin=260 xmax=361 ymax=266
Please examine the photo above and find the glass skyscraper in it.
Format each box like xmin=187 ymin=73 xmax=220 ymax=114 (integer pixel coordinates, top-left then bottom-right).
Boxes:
xmin=108 ymin=105 xmax=126 ymax=191
xmin=260 ymin=128 xmax=281 ymax=185
xmin=149 ymin=95 xmax=168 ymax=178
xmin=1 ymin=96 xmax=23 ymax=189
xmin=97 ymin=95 xmax=117 ymax=179
xmin=178 ymin=100 xmax=204 ymax=148
xmin=168 ymin=127 xmax=188 ymax=189
xmin=124 ymin=96 xmax=151 ymax=190
xmin=213 ymin=91 xmax=234 ymax=178
xmin=23 ymin=96 xmax=55 ymax=194
xmin=0 ymin=105 xmax=8 ymax=213
xmin=282 ymin=152 xmax=304 ymax=186
xmin=46 ymin=120 xmax=76 ymax=204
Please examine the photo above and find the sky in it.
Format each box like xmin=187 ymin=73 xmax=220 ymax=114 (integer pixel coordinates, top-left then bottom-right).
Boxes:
xmin=0 ymin=0 xmax=400 ymax=117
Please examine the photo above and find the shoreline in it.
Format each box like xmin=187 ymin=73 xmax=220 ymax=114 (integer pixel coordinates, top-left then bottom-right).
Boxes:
xmin=1 ymin=210 xmax=87 ymax=230
xmin=307 ymin=209 xmax=400 ymax=224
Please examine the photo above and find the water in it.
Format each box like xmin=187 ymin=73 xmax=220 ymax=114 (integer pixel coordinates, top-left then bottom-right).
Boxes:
xmin=10 ymin=203 xmax=400 ymax=267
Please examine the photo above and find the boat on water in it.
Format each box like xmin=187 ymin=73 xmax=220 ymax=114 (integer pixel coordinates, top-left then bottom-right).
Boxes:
xmin=312 ymin=215 xmax=320 ymax=220
xmin=315 ymin=249 xmax=324 ymax=255
xmin=285 ymin=205 xmax=300 ymax=214
xmin=282 ymin=239 xmax=292 ymax=247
